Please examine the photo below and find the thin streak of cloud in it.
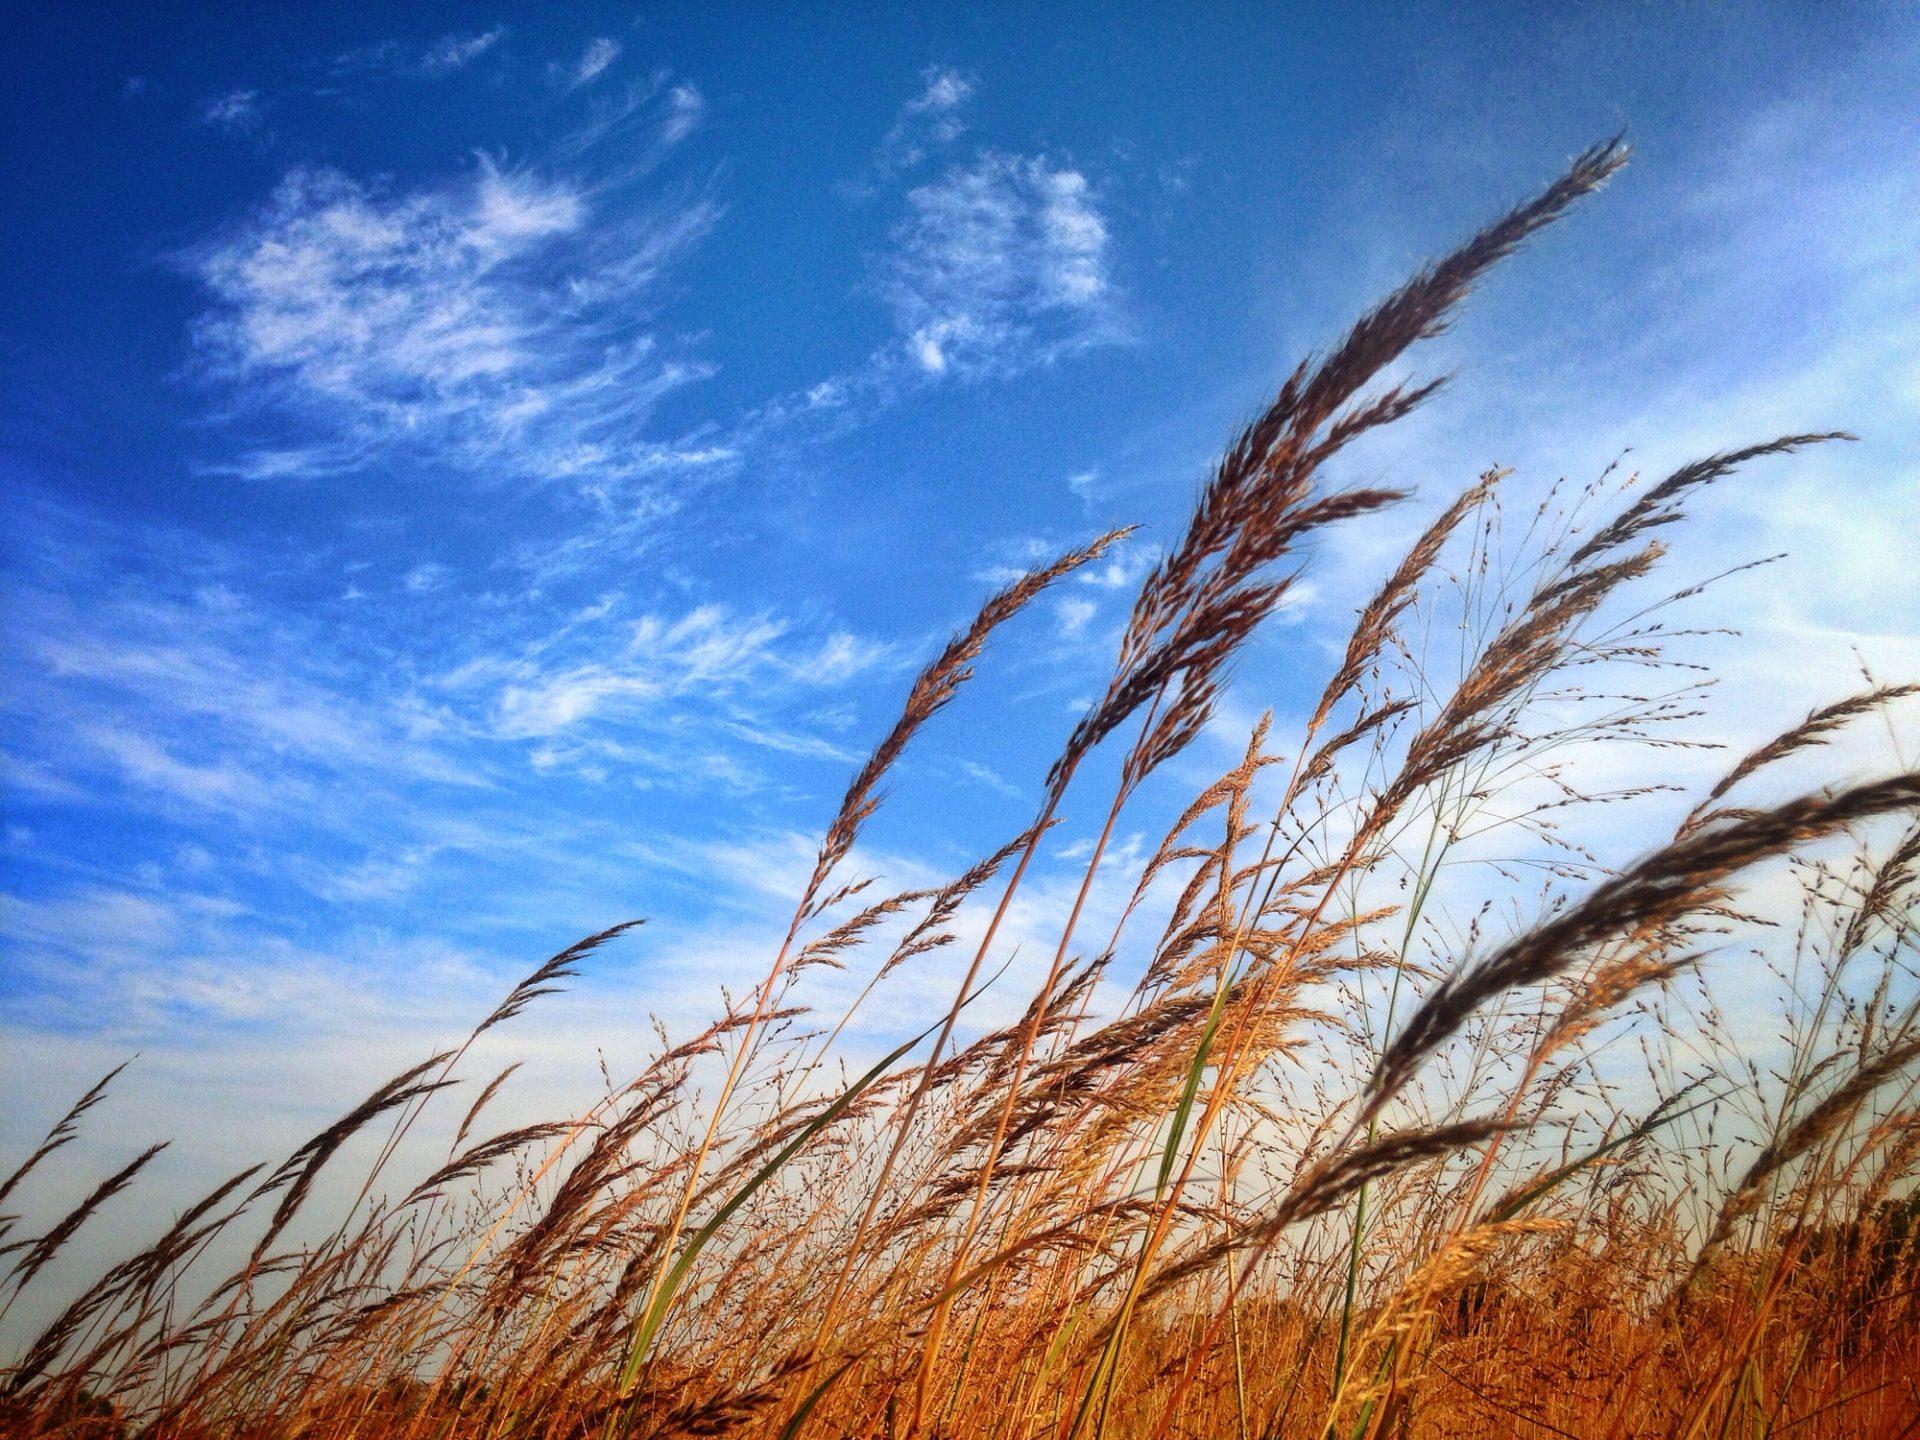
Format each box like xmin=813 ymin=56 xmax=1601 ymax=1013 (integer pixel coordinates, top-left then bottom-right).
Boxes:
xmin=441 ymin=605 xmax=883 ymax=743
xmin=661 ymin=84 xmax=703 ymax=146
xmin=197 ymin=89 xmax=262 ymax=132
xmin=421 ymin=27 xmax=506 ymax=76
xmin=569 ymin=37 xmax=622 ymax=89
xmin=334 ymin=27 xmax=507 ymax=80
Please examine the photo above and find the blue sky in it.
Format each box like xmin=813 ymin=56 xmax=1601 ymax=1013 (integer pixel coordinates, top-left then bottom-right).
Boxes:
xmin=4 ymin=4 xmax=1918 ymax=1243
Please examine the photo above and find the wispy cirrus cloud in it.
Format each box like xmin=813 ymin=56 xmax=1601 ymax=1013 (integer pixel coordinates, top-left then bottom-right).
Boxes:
xmin=762 ymin=122 xmax=1128 ymax=440
xmin=183 ymin=106 xmax=718 ymax=489
xmin=10 ymin=560 xmax=885 ymax=825
xmin=422 ymin=27 xmax=506 ymax=75
xmin=566 ymin=37 xmax=622 ymax=90
xmin=439 ymin=602 xmax=887 ymax=775
xmin=878 ymin=64 xmax=974 ymax=175
xmin=4 ymin=52 xmax=1138 ymax=1098
xmin=852 ymin=65 xmax=1116 ymax=377
xmin=727 ymin=72 xmax=1130 ymax=458
xmin=197 ymin=89 xmax=262 ymax=133
xmin=661 ymin=83 xmax=703 ymax=147
xmin=7 ymin=574 xmax=469 ymax=826
xmin=881 ymin=152 xmax=1122 ymax=378
xmin=0 ymin=495 xmax=893 ymax=962
xmin=458 ymin=606 xmax=796 ymax=740
xmin=80 ymin=727 xmax=287 ymax=817
xmin=333 ymin=27 xmax=506 ymax=80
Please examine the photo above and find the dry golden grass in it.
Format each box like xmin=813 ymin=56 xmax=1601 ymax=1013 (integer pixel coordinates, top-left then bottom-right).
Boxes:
xmin=4 ymin=138 xmax=1917 ymax=1440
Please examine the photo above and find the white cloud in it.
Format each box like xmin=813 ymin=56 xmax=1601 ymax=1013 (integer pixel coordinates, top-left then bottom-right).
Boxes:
xmin=198 ymin=89 xmax=262 ymax=132
xmin=661 ymin=83 xmax=704 ymax=146
xmin=909 ymin=65 xmax=972 ymax=117
xmin=0 ymin=503 xmax=903 ymax=1102
xmin=569 ymin=37 xmax=622 ymax=89
xmin=958 ymin=760 xmax=1021 ymax=798
xmin=85 ymin=728 xmax=287 ymax=816
xmin=6 ymin=578 xmax=472 ymax=837
xmin=881 ymin=152 xmax=1122 ymax=379
xmin=185 ymin=137 xmax=720 ymax=489
xmin=877 ymin=64 xmax=975 ymax=174
xmin=801 ymin=631 xmax=893 ymax=686
xmin=724 ymin=86 xmax=1127 ymax=448
xmin=421 ymin=27 xmax=505 ymax=75
xmin=336 ymin=28 xmax=506 ymax=80
xmin=552 ymin=75 xmax=705 ymax=168
xmin=1055 ymin=595 xmax=1097 ymax=638
xmin=452 ymin=606 xmax=797 ymax=740
xmin=1075 ymin=543 xmax=1156 ymax=592
xmin=403 ymin=562 xmax=452 ymax=593
xmin=474 ymin=165 xmax=584 ymax=241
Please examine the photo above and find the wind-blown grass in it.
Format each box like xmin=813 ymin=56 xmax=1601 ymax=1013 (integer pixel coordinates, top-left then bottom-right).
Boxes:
xmin=4 ymin=137 xmax=1917 ymax=1440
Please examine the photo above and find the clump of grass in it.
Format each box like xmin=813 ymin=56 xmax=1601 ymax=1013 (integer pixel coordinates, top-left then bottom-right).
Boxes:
xmin=4 ymin=137 xmax=1917 ymax=1440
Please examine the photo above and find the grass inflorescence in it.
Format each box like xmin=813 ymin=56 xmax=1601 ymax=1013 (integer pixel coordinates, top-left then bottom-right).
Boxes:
xmin=5 ymin=138 xmax=1918 ymax=1440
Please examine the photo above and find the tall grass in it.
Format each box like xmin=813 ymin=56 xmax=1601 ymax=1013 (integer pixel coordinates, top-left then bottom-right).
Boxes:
xmin=5 ymin=138 xmax=1917 ymax=1440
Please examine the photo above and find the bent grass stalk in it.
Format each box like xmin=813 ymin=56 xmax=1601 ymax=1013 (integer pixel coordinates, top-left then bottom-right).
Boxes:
xmin=6 ymin=139 xmax=1920 ymax=1440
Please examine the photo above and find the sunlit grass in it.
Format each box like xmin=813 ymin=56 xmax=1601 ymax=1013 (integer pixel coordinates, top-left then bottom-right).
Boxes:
xmin=4 ymin=137 xmax=1917 ymax=1440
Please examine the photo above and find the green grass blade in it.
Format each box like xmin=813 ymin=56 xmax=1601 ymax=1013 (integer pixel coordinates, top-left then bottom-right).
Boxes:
xmin=614 ymin=1025 xmax=932 ymax=1401
xmin=778 ymin=1355 xmax=860 ymax=1440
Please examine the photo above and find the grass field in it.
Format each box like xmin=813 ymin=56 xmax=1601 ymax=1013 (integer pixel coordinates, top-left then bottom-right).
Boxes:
xmin=4 ymin=138 xmax=1917 ymax=1440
